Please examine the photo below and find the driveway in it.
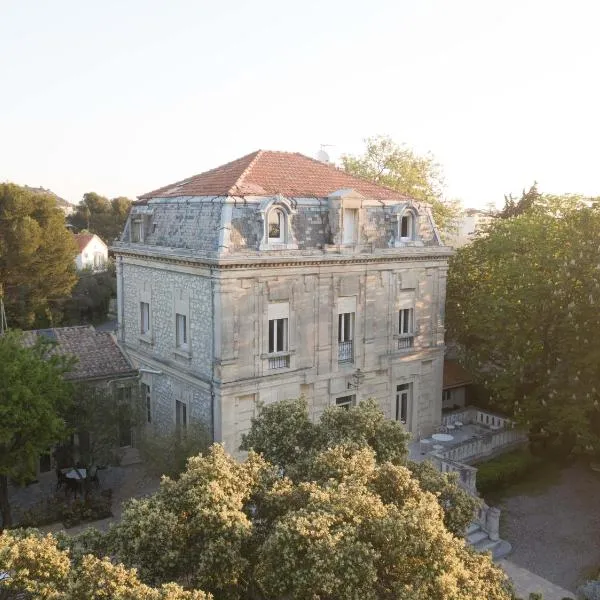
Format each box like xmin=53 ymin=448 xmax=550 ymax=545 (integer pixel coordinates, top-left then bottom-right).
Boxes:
xmin=492 ymin=461 xmax=600 ymax=592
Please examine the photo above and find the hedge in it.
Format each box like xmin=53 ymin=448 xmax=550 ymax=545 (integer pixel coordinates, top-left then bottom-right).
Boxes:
xmin=475 ymin=448 xmax=544 ymax=495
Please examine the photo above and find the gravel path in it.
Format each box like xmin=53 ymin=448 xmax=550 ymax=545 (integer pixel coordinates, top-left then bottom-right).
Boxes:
xmin=497 ymin=461 xmax=600 ymax=592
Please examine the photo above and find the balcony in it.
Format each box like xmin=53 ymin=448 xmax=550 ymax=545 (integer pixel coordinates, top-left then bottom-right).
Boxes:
xmin=338 ymin=340 xmax=354 ymax=364
xmin=397 ymin=335 xmax=414 ymax=350
xmin=268 ymin=354 xmax=290 ymax=370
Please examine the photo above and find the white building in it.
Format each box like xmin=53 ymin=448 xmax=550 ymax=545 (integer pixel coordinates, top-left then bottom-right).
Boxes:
xmin=446 ymin=208 xmax=494 ymax=248
xmin=74 ymin=233 xmax=108 ymax=271
xmin=113 ymin=150 xmax=453 ymax=454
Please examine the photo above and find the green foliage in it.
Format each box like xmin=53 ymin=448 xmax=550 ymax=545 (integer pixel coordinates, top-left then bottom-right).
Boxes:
xmin=241 ymin=397 xmax=478 ymax=536
xmin=137 ymin=422 xmax=211 ymax=479
xmin=0 ymin=331 xmax=74 ymax=528
xmin=68 ymin=192 xmax=132 ymax=242
xmin=475 ymin=449 xmax=544 ymax=496
xmin=341 ymin=135 xmax=462 ymax=231
xmin=0 ymin=183 xmax=78 ymax=328
xmin=63 ymin=263 xmax=116 ymax=325
xmin=0 ymin=530 xmax=211 ymax=599
xmin=447 ymin=194 xmax=600 ymax=457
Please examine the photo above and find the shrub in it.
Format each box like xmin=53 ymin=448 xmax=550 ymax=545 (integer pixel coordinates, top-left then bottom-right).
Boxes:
xmin=475 ymin=448 xmax=543 ymax=495
xmin=579 ymin=580 xmax=600 ymax=600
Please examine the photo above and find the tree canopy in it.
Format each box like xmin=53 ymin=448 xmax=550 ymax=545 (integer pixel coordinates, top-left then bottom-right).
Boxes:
xmin=0 ymin=331 xmax=74 ymax=528
xmin=68 ymin=192 xmax=133 ymax=242
xmin=446 ymin=192 xmax=600 ymax=457
xmin=341 ymin=135 xmax=461 ymax=231
xmin=0 ymin=183 xmax=78 ymax=328
xmin=5 ymin=401 xmax=511 ymax=599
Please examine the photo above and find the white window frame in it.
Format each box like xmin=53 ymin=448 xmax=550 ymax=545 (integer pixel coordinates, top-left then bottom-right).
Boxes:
xmin=399 ymin=308 xmax=413 ymax=336
xmin=267 ymin=208 xmax=285 ymax=243
xmin=132 ymin=219 xmax=143 ymax=242
xmin=338 ymin=312 xmax=355 ymax=343
xmin=268 ymin=317 xmax=288 ymax=353
xmin=140 ymin=302 xmax=150 ymax=335
xmin=395 ymin=383 xmax=411 ymax=425
xmin=342 ymin=208 xmax=358 ymax=245
xmin=175 ymin=313 xmax=188 ymax=350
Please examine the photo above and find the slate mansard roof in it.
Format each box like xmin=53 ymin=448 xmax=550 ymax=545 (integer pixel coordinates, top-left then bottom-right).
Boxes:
xmin=118 ymin=150 xmax=448 ymax=258
xmin=22 ymin=326 xmax=136 ymax=382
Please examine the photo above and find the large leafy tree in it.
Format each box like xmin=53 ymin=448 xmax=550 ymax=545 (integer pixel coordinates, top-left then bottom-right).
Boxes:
xmin=446 ymin=193 xmax=600 ymax=457
xmin=341 ymin=135 xmax=461 ymax=231
xmin=56 ymin=443 xmax=509 ymax=600
xmin=241 ymin=398 xmax=478 ymax=537
xmin=0 ymin=331 xmax=74 ymax=528
xmin=69 ymin=192 xmax=133 ymax=242
xmin=0 ymin=183 xmax=78 ymax=328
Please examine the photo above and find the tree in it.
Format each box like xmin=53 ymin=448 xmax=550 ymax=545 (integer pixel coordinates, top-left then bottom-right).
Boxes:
xmin=0 ymin=530 xmax=211 ymax=599
xmin=241 ymin=398 xmax=478 ymax=537
xmin=0 ymin=331 xmax=74 ymax=529
xmin=446 ymin=193 xmax=600 ymax=457
xmin=341 ymin=135 xmax=461 ymax=231
xmin=0 ymin=183 xmax=78 ymax=328
xmin=69 ymin=444 xmax=510 ymax=600
xmin=68 ymin=192 xmax=132 ymax=242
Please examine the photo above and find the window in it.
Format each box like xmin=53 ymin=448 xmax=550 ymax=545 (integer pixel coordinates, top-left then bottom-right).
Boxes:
xmin=140 ymin=302 xmax=150 ymax=335
xmin=117 ymin=387 xmax=133 ymax=447
xmin=343 ymin=208 xmax=358 ymax=244
xmin=268 ymin=317 xmax=288 ymax=353
xmin=443 ymin=389 xmax=452 ymax=405
xmin=398 ymin=308 xmax=414 ymax=349
xmin=176 ymin=313 xmax=188 ymax=349
xmin=396 ymin=383 xmax=411 ymax=424
xmin=400 ymin=214 xmax=411 ymax=238
xmin=142 ymin=383 xmax=152 ymax=424
xmin=175 ymin=399 xmax=187 ymax=430
xmin=336 ymin=395 xmax=355 ymax=410
xmin=268 ymin=209 xmax=284 ymax=242
xmin=132 ymin=220 xmax=143 ymax=242
xmin=338 ymin=312 xmax=355 ymax=363
xmin=93 ymin=253 xmax=104 ymax=269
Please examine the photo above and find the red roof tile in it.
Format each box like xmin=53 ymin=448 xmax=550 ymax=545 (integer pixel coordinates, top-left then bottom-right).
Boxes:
xmin=73 ymin=233 xmax=94 ymax=253
xmin=443 ymin=360 xmax=473 ymax=390
xmin=138 ymin=150 xmax=411 ymax=201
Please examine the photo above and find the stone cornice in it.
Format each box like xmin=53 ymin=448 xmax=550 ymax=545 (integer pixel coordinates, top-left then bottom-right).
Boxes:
xmin=112 ymin=244 xmax=452 ymax=271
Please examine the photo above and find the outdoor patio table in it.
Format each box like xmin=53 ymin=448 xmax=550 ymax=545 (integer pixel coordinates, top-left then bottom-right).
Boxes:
xmin=432 ymin=444 xmax=444 ymax=453
xmin=454 ymin=421 xmax=463 ymax=429
xmin=419 ymin=439 xmax=432 ymax=454
xmin=431 ymin=433 xmax=454 ymax=442
xmin=65 ymin=468 xmax=87 ymax=480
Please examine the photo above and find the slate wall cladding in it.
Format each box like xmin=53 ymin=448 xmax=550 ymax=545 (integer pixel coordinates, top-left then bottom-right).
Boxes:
xmin=141 ymin=202 xmax=222 ymax=251
xmin=121 ymin=262 xmax=212 ymax=380
xmin=230 ymin=206 xmax=262 ymax=250
xmin=292 ymin=206 xmax=330 ymax=249
xmin=363 ymin=207 xmax=396 ymax=248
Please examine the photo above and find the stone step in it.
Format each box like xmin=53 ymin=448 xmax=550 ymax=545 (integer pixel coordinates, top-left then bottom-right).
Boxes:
xmin=467 ymin=530 xmax=489 ymax=545
xmin=466 ymin=523 xmax=480 ymax=536
xmin=473 ymin=537 xmax=512 ymax=560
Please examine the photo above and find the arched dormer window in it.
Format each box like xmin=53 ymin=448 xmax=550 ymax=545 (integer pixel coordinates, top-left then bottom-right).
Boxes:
xmin=259 ymin=195 xmax=299 ymax=251
xmin=398 ymin=210 xmax=417 ymax=242
xmin=268 ymin=208 xmax=285 ymax=243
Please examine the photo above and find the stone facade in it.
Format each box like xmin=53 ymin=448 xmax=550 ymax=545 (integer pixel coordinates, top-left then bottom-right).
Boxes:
xmin=114 ymin=153 xmax=452 ymax=456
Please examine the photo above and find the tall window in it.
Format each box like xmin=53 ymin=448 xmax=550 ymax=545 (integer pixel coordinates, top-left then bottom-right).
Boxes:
xmin=132 ymin=220 xmax=143 ymax=242
xmin=175 ymin=399 xmax=187 ymax=430
xmin=268 ymin=317 xmax=288 ymax=353
xmin=399 ymin=308 xmax=413 ymax=335
xmin=141 ymin=383 xmax=152 ymax=424
xmin=117 ymin=386 xmax=133 ymax=447
xmin=176 ymin=313 xmax=188 ymax=349
xmin=396 ymin=383 xmax=411 ymax=424
xmin=343 ymin=208 xmax=358 ymax=244
xmin=338 ymin=312 xmax=355 ymax=363
xmin=268 ymin=209 xmax=284 ymax=242
xmin=140 ymin=302 xmax=150 ymax=335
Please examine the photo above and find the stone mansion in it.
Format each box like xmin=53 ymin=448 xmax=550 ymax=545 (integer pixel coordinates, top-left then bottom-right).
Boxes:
xmin=113 ymin=150 xmax=452 ymax=453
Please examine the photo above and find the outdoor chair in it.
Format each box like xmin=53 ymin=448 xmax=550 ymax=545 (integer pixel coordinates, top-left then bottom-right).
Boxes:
xmin=55 ymin=467 xmax=67 ymax=491
xmin=88 ymin=465 xmax=100 ymax=489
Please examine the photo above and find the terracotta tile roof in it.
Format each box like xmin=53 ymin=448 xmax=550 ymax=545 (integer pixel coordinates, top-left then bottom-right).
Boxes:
xmin=73 ymin=233 xmax=95 ymax=253
xmin=138 ymin=150 xmax=412 ymax=202
xmin=443 ymin=360 xmax=473 ymax=390
xmin=22 ymin=326 xmax=136 ymax=382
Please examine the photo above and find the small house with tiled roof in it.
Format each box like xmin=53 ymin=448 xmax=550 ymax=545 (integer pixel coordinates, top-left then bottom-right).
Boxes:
xmin=74 ymin=233 xmax=108 ymax=271
xmin=113 ymin=150 xmax=452 ymax=452
xmin=442 ymin=359 xmax=473 ymax=411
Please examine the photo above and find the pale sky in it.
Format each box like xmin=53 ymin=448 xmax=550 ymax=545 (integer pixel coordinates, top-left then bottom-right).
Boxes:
xmin=1 ymin=0 xmax=599 ymax=208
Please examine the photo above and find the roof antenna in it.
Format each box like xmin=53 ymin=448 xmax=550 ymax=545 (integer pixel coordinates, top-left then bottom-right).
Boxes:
xmin=316 ymin=144 xmax=334 ymax=164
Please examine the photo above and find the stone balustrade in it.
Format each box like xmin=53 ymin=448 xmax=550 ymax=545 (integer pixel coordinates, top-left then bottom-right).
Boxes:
xmin=442 ymin=405 xmax=513 ymax=430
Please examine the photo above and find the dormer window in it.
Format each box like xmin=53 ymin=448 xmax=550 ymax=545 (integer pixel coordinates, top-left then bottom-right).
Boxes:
xmin=268 ymin=209 xmax=284 ymax=243
xmin=399 ymin=213 xmax=414 ymax=240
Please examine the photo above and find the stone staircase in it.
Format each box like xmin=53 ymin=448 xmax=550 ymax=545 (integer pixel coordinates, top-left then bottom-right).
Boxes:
xmin=466 ymin=522 xmax=512 ymax=559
